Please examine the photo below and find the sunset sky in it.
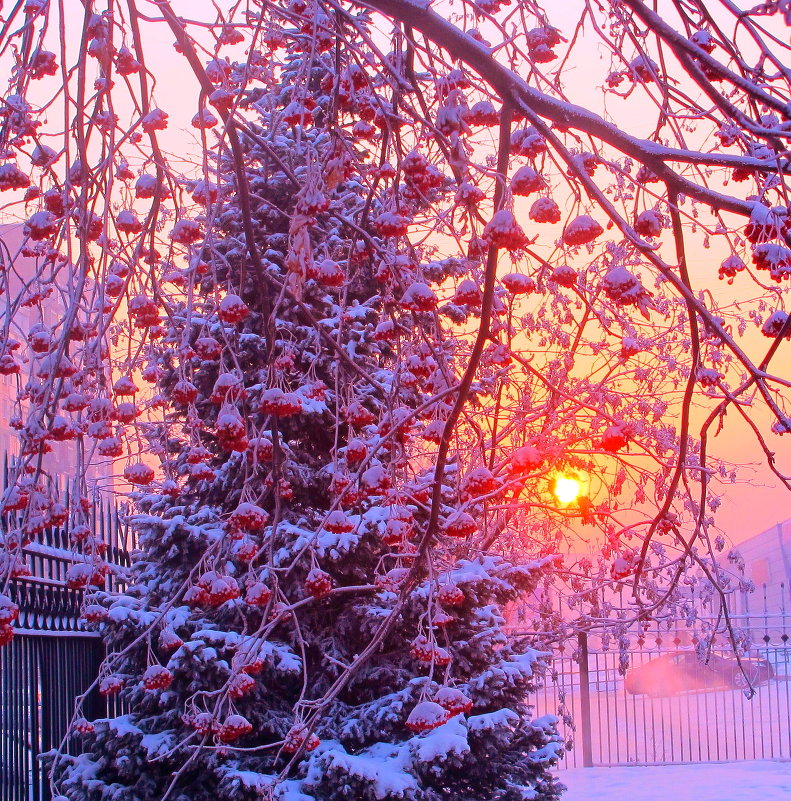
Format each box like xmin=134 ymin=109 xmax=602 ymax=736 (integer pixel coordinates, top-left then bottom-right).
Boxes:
xmin=11 ymin=0 xmax=791 ymax=545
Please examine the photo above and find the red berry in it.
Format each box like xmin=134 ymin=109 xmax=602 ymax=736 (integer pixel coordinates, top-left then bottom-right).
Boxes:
xmin=218 ymin=294 xmax=249 ymax=324
xmin=218 ymin=714 xmax=252 ymax=743
xmin=283 ymin=723 xmax=320 ymax=753
xmin=304 ymin=567 xmax=333 ymax=599
xmin=405 ymin=701 xmax=450 ymax=732
xmin=141 ymin=665 xmax=173 ymax=690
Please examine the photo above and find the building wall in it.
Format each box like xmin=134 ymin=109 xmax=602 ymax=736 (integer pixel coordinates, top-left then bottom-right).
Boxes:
xmin=0 ymin=224 xmax=113 ymax=495
xmin=736 ymin=519 xmax=791 ymax=617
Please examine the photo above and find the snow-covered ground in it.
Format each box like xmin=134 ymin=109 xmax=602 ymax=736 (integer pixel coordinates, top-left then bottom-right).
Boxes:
xmin=560 ymin=761 xmax=791 ymax=801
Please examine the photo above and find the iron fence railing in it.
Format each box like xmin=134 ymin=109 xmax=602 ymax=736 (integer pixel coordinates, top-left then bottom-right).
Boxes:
xmin=1 ymin=633 xmax=105 ymax=801
xmin=531 ymin=610 xmax=791 ymax=768
xmin=1 ymin=488 xmax=130 ymax=801
xmin=9 ymin=578 xmax=89 ymax=635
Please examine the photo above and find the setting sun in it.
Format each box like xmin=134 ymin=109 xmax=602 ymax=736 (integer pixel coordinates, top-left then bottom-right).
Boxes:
xmin=553 ymin=476 xmax=582 ymax=505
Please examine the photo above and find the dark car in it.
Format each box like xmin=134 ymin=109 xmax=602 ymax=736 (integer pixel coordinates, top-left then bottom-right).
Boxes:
xmin=625 ymin=650 xmax=774 ymax=697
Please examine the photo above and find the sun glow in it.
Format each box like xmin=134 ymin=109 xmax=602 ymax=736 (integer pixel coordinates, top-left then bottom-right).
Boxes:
xmin=553 ymin=476 xmax=582 ymax=505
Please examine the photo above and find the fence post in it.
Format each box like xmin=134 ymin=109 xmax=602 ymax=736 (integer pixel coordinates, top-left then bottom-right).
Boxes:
xmin=577 ymin=631 xmax=594 ymax=768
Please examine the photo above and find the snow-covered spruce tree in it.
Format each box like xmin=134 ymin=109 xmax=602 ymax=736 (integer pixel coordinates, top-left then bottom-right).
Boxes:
xmin=5 ymin=0 xmax=791 ymax=795
xmin=48 ymin=10 xmax=563 ymax=801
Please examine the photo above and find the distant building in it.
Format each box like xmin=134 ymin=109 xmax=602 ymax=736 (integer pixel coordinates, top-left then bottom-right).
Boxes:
xmin=504 ymin=526 xmax=791 ymax=651
xmin=0 ymin=223 xmax=113 ymax=495
xmin=734 ymin=518 xmax=791 ymax=617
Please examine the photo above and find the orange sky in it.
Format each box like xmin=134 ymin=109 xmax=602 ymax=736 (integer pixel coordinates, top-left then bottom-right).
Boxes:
xmin=106 ymin=0 xmax=791 ymax=544
xmin=14 ymin=0 xmax=791 ymax=545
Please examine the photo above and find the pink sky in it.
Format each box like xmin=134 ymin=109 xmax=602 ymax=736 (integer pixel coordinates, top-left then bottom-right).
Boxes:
xmin=19 ymin=0 xmax=791 ymax=545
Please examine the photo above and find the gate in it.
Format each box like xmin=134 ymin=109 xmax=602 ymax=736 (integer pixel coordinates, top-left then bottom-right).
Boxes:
xmin=0 ymin=495 xmax=128 ymax=801
xmin=532 ymin=604 xmax=791 ymax=767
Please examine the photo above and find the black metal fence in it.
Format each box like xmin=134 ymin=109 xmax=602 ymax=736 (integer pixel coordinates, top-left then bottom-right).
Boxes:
xmin=532 ymin=608 xmax=791 ymax=768
xmin=1 ymin=633 xmax=105 ymax=801
xmin=1 ymin=494 xmax=128 ymax=801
